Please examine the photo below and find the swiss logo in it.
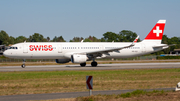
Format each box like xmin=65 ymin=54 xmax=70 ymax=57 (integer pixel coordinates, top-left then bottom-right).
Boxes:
xmin=153 ymin=26 xmax=162 ymax=37
xmin=29 ymin=45 xmax=53 ymax=51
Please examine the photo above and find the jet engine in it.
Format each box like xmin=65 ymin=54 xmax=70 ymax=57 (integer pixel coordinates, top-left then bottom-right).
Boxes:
xmin=71 ymin=54 xmax=88 ymax=63
xmin=55 ymin=59 xmax=70 ymax=63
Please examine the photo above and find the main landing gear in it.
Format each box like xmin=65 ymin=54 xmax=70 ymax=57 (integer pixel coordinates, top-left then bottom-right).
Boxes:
xmin=21 ymin=59 xmax=26 ymax=68
xmin=80 ymin=62 xmax=86 ymax=67
xmin=80 ymin=61 xmax=98 ymax=67
xmin=91 ymin=61 xmax=98 ymax=67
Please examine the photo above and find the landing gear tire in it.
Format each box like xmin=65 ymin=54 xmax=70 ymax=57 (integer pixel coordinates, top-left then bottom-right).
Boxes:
xmin=80 ymin=63 xmax=86 ymax=67
xmin=21 ymin=64 xmax=26 ymax=68
xmin=21 ymin=59 xmax=26 ymax=68
xmin=91 ymin=61 xmax=98 ymax=67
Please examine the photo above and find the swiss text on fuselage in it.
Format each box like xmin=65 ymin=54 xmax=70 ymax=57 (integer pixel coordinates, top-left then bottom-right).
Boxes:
xmin=29 ymin=45 xmax=53 ymax=51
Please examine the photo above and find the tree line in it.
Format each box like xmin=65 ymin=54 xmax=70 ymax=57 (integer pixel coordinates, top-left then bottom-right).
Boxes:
xmin=0 ymin=30 xmax=139 ymax=44
xmin=0 ymin=30 xmax=180 ymax=54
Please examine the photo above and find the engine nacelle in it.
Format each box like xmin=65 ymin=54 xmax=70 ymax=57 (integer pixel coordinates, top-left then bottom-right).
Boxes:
xmin=55 ymin=59 xmax=70 ymax=63
xmin=71 ymin=54 xmax=88 ymax=63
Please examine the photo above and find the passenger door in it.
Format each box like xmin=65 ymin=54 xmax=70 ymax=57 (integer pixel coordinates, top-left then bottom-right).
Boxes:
xmin=58 ymin=44 xmax=62 ymax=53
xmin=23 ymin=44 xmax=28 ymax=53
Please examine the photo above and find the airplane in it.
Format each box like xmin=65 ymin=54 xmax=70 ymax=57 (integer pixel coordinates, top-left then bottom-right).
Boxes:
xmin=3 ymin=20 xmax=171 ymax=68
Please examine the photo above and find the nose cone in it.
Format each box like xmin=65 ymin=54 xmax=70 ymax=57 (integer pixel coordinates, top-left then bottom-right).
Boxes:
xmin=3 ymin=51 xmax=8 ymax=57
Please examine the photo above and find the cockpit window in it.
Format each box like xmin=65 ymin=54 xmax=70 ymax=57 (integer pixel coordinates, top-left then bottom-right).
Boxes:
xmin=9 ymin=47 xmax=18 ymax=49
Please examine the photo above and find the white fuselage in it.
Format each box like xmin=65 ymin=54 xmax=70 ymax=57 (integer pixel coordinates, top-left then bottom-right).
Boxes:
xmin=3 ymin=42 xmax=165 ymax=60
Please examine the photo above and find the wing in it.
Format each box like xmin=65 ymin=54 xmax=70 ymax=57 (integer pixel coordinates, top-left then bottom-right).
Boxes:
xmin=86 ymin=43 xmax=134 ymax=55
xmin=75 ymin=36 xmax=139 ymax=59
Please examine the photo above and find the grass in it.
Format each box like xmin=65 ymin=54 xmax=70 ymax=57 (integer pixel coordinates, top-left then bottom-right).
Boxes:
xmin=75 ymin=90 xmax=168 ymax=101
xmin=0 ymin=68 xmax=180 ymax=95
xmin=120 ymin=90 xmax=165 ymax=98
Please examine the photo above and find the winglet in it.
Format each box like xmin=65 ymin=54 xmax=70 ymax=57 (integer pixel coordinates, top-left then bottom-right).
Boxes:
xmin=131 ymin=35 xmax=139 ymax=46
xmin=133 ymin=35 xmax=139 ymax=43
xmin=81 ymin=40 xmax=84 ymax=43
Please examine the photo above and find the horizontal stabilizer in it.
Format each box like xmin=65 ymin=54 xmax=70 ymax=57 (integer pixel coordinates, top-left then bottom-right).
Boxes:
xmin=153 ymin=44 xmax=175 ymax=48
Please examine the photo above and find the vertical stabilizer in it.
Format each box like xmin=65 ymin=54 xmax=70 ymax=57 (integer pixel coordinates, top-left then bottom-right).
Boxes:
xmin=142 ymin=20 xmax=166 ymax=44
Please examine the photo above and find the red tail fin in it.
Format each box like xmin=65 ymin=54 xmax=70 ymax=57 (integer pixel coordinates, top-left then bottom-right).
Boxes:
xmin=143 ymin=20 xmax=166 ymax=44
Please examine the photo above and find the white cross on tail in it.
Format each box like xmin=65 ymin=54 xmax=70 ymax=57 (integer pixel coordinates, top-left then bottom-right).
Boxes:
xmin=153 ymin=26 xmax=162 ymax=37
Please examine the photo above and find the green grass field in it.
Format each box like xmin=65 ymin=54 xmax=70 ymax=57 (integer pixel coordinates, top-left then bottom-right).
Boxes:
xmin=0 ymin=68 xmax=180 ymax=95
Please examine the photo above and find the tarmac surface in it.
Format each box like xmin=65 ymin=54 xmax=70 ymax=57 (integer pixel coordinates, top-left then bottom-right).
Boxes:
xmin=0 ymin=62 xmax=180 ymax=71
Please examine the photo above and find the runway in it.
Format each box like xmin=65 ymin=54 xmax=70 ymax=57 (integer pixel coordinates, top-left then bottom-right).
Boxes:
xmin=0 ymin=62 xmax=180 ymax=71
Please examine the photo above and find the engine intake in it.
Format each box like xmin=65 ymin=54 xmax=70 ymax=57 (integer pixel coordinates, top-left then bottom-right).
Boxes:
xmin=55 ymin=59 xmax=70 ymax=63
xmin=71 ymin=54 xmax=87 ymax=63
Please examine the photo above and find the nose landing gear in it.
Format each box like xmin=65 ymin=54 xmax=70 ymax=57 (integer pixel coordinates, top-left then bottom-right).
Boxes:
xmin=21 ymin=59 xmax=26 ymax=68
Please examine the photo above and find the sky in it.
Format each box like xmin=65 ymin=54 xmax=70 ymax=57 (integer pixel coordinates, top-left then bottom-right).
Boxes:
xmin=0 ymin=0 xmax=180 ymax=41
